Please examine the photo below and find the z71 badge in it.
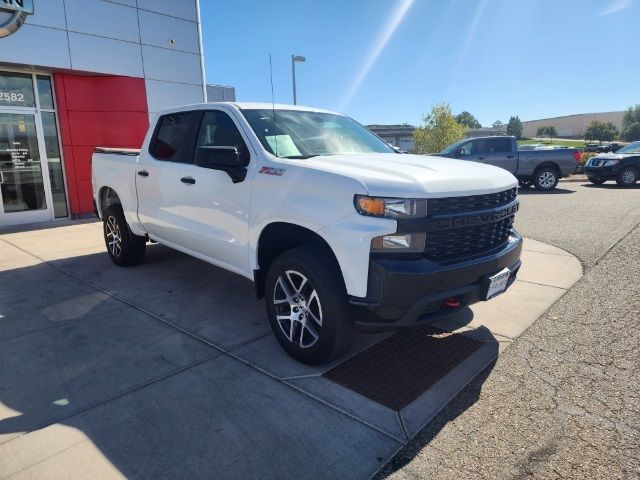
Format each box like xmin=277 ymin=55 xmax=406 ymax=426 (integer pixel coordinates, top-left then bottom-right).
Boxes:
xmin=259 ymin=167 xmax=286 ymax=176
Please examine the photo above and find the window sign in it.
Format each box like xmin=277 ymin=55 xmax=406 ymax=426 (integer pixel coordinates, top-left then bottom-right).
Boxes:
xmin=0 ymin=71 xmax=36 ymax=107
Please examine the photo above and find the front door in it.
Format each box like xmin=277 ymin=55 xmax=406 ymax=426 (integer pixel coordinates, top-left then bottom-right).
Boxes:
xmin=0 ymin=110 xmax=52 ymax=226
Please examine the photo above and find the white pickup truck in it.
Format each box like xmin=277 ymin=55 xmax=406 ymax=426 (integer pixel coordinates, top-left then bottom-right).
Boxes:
xmin=92 ymin=103 xmax=523 ymax=364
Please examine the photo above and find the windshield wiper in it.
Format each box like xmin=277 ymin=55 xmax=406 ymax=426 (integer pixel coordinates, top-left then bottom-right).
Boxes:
xmin=279 ymin=154 xmax=320 ymax=159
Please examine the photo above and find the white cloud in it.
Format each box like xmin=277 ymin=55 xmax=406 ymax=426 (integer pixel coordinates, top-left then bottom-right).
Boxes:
xmin=599 ymin=0 xmax=633 ymax=16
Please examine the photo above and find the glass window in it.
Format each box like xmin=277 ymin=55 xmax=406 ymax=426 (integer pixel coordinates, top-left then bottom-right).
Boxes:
xmin=0 ymin=71 xmax=36 ymax=108
xmin=486 ymin=138 xmax=512 ymax=153
xmin=0 ymin=113 xmax=46 ymax=212
xmin=472 ymin=139 xmax=487 ymax=154
xmin=150 ymin=112 xmax=192 ymax=161
xmin=196 ymin=111 xmax=248 ymax=157
xmin=241 ymin=109 xmax=394 ymax=158
xmin=41 ymin=112 xmax=68 ymax=217
xmin=37 ymin=75 xmax=54 ymax=110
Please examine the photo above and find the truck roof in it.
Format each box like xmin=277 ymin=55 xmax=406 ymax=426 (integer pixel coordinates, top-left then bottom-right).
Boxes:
xmin=156 ymin=102 xmax=339 ymax=116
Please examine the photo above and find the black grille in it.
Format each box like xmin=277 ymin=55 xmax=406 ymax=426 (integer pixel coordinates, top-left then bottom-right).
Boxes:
xmin=425 ymin=216 xmax=514 ymax=262
xmin=428 ymin=187 xmax=517 ymax=215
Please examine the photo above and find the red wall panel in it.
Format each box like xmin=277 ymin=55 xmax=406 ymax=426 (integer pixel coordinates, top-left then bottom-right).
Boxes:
xmin=53 ymin=73 xmax=149 ymax=216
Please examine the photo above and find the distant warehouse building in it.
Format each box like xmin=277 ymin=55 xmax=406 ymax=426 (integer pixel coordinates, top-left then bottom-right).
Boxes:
xmin=367 ymin=124 xmax=416 ymax=152
xmin=522 ymin=111 xmax=625 ymax=139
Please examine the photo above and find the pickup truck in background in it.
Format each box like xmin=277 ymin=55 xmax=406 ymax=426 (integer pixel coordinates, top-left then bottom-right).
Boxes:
xmin=92 ymin=103 xmax=522 ymax=364
xmin=437 ymin=136 xmax=581 ymax=191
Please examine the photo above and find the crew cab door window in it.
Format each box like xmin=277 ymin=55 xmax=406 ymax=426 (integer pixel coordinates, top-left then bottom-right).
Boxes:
xmin=195 ymin=110 xmax=250 ymax=164
xmin=150 ymin=112 xmax=194 ymax=162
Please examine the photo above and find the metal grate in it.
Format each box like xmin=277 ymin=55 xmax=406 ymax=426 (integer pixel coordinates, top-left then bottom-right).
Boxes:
xmin=425 ymin=218 xmax=514 ymax=263
xmin=324 ymin=327 xmax=483 ymax=411
xmin=428 ymin=188 xmax=517 ymax=215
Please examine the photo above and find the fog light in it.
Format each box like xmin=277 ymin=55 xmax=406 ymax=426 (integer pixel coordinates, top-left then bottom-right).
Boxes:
xmin=371 ymin=233 xmax=426 ymax=253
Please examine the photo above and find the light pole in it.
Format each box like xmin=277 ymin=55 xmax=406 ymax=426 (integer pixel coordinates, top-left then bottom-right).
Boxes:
xmin=291 ymin=55 xmax=305 ymax=105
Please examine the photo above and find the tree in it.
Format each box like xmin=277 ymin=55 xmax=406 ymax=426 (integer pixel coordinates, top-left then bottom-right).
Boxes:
xmin=584 ymin=120 xmax=618 ymax=142
xmin=621 ymin=122 xmax=640 ymax=142
xmin=622 ymin=104 xmax=640 ymax=127
xmin=455 ymin=111 xmax=481 ymax=129
xmin=621 ymin=105 xmax=640 ymax=141
xmin=492 ymin=120 xmax=503 ymax=128
xmin=414 ymin=103 xmax=468 ymax=154
xmin=507 ymin=116 xmax=523 ymax=139
xmin=536 ymin=125 xmax=558 ymax=141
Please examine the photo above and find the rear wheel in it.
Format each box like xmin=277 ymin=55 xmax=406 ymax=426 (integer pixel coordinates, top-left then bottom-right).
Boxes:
xmin=533 ymin=167 xmax=559 ymax=191
xmin=103 ymin=205 xmax=146 ymax=266
xmin=588 ymin=177 xmax=606 ymax=185
xmin=616 ymin=166 xmax=638 ymax=187
xmin=265 ymin=246 xmax=355 ymax=365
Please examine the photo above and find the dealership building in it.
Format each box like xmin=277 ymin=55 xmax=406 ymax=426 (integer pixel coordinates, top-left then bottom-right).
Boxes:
xmin=0 ymin=0 xmax=206 ymax=227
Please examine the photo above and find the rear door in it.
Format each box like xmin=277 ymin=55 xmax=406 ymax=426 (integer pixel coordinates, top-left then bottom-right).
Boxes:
xmin=481 ymin=138 xmax=517 ymax=172
xmin=176 ymin=108 xmax=253 ymax=276
xmin=136 ymin=111 xmax=198 ymax=245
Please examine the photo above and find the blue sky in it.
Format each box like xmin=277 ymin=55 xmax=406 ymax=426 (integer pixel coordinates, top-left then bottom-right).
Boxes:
xmin=200 ymin=0 xmax=639 ymax=127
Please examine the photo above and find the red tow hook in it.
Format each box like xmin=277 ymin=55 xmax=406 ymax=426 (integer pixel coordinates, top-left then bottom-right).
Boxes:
xmin=443 ymin=297 xmax=460 ymax=308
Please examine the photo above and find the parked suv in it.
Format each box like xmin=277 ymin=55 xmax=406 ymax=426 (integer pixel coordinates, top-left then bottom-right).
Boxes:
xmin=584 ymin=141 xmax=640 ymax=186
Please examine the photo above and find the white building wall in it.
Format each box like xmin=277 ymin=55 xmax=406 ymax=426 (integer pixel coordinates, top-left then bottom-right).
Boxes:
xmin=0 ymin=0 xmax=205 ymax=116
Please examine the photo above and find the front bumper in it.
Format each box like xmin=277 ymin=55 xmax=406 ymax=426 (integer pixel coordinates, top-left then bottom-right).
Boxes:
xmin=584 ymin=165 xmax=617 ymax=180
xmin=351 ymin=231 xmax=523 ymax=330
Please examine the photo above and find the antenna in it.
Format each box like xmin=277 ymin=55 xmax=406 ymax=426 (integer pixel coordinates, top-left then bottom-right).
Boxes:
xmin=269 ymin=54 xmax=278 ymax=157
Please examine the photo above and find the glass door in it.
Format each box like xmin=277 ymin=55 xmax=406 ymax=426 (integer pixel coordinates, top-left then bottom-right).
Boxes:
xmin=0 ymin=110 xmax=52 ymax=226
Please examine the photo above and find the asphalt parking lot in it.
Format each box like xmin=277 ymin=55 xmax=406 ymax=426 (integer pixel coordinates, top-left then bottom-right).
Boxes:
xmin=0 ymin=180 xmax=637 ymax=479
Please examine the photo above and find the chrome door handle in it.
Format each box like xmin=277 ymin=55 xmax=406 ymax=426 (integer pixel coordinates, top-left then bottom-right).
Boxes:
xmin=181 ymin=177 xmax=196 ymax=185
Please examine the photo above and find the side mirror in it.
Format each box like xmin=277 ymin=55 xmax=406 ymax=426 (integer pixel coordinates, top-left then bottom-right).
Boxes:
xmin=195 ymin=146 xmax=249 ymax=183
xmin=456 ymin=148 xmax=466 ymax=157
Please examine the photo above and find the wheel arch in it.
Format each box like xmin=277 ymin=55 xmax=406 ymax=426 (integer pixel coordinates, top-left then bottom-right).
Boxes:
xmin=98 ymin=187 xmax=122 ymax=218
xmin=254 ymin=222 xmax=343 ymax=299
xmin=534 ymin=161 xmax=561 ymax=175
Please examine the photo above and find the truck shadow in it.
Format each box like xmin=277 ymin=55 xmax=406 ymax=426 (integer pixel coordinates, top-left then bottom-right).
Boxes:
xmin=0 ymin=245 xmax=499 ymax=478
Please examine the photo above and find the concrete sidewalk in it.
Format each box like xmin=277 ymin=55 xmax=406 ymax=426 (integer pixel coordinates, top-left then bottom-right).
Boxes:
xmin=0 ymin=222 xmax=582 ymax=479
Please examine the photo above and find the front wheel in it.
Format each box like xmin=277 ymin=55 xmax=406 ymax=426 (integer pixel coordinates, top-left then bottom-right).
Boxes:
xmin=103 ymin=205 xmax=146 ymax=266
xmin=588 ymin=177 xmax=606 ymax=185
xmin=265 ymin=246 xmax=355 ymax=365
xmin=616 ymin=166 xmax=638 ymax=187
xmin=533 ymin=167 xmax=559 ymax=191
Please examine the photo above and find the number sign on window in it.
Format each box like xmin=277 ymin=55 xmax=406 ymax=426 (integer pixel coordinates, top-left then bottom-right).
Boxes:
xmin=0 ymin=71 xmax=36 ymax=107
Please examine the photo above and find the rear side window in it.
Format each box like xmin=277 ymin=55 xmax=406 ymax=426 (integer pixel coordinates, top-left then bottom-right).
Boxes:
xmin=150 ymin=112 xmax=192 ymax=161
xmin=486 ymin=138 xmax=512 ymax=153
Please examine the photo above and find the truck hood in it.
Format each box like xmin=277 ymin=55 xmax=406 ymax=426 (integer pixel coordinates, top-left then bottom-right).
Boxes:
xmin=592 ymin=153 xmax=635 ymax=160
xmin=300 ymin=153 xmax=517 ymax=197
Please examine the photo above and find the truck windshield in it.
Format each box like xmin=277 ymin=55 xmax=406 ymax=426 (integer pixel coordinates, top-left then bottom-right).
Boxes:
xmin=617 ymin=141 xmax=640 ymax=154
xmin=241 ymin=109 xmax=395 ymax=158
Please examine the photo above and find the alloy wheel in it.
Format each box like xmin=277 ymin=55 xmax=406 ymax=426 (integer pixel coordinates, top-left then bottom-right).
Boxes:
xmin=621 ymin=169 xmax=636 ymax=184
xmin=273 ymin=270 xmax=323 ymax=348
xmin=538 ymin=171 xmax=556 ymax=189
xmin=105 ymin=215 xmax=122 ymax=257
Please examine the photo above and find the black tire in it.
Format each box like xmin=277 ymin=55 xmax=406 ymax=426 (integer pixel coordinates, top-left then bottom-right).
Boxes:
xmin=533 ymin=167 xmax=559 ymax=191
xmin=616 ymin=166 xmax=638 ymax=187
xmin=518 ymin=180 xmax=533 ymax=188
xmin=103 ymin=205 xmax=146 ymax=267
xmin=588 ymin=177 xmax=606 ymax=185
xmin=265 ymin=246 xmax=355 ymax=365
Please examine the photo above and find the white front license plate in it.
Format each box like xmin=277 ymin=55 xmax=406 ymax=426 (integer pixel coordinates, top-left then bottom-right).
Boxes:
xmin=485 ymin=268 xmax=511 ymax=300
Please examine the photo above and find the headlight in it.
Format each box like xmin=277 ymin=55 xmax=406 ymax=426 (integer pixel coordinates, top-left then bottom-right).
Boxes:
xmin=371 ymin=233 xmax=426 ymax=253
xmin=354 ymin=195 xmax=427 ymax=219
xmin=603 ymin=159 xmax=619 ymax=166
